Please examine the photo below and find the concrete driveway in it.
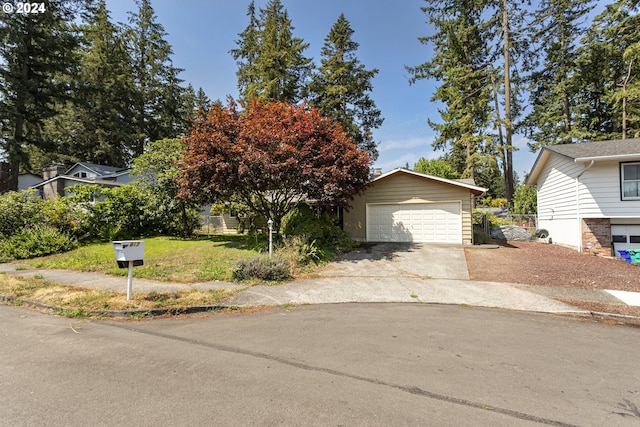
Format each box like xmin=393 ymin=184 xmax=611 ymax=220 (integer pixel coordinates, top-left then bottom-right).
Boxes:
xmin=227 ymin=243 xmax=584 ymax=314
xmin=319 ymin=242 xmax=469 ymax=280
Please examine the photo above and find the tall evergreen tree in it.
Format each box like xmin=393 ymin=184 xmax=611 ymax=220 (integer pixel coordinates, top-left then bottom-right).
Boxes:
xmin=232 ymin=1 xmax=260 ymax=102
xmin=308 ymin=14 xmax=383 ymax=161
xmin=407 ymin=0 xmax=494 ymax=182
xmin=0 ymin=0 xmax=84 ymax=190
xmin=61 ymin=0 xmax=136 ymax=167
xmin=125 ymin=0 xmax=185 ymax=155
xmin=182 ymin=84 xmax=212 ymax=126
xmin=231 ymin=0 xmax=313 ymax=103
xmin=525 ymin=0 xmax=594 ymax=149
xmin=573 ymin=0 xmax=640 ymax=140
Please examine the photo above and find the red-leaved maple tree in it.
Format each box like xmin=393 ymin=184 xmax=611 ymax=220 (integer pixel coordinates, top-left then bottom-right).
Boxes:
xmin=178 ymin=98 xmax=372 ymax=232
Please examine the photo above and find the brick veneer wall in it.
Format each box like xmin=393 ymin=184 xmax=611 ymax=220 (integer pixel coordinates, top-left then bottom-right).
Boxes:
xmin=581 ymin=218 xmax=611 ymax=256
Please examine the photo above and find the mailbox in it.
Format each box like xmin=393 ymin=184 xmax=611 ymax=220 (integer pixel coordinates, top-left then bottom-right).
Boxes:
xmin=112 ymin=240 xmax=145 ymax=268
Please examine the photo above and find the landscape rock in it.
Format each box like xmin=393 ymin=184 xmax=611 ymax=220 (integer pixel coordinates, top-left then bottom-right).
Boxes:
xmin=490 ymin=225 xmax=532 ymax=241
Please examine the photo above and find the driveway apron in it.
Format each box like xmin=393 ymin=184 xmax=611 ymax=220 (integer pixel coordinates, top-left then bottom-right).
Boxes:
xmin=226 ymin=243 xmax=585 ymax=315
xmin=319 ymin=243 xmax=469 ymax=280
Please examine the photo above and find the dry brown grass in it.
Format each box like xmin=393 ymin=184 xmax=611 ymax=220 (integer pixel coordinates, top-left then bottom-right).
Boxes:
xmin=0 ymin=273 xmax=237 ymax=317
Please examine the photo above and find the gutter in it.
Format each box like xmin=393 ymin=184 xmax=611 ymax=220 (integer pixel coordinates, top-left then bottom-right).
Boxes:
xmin=575 ymin=160 xmax=595 ymax=253
xmin=574 ymin=153 xmax=640 ymax=162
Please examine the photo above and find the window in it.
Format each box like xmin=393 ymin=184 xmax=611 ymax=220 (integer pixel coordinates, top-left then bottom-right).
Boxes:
xmin=73 ymin=171 xmax=88 ymax=178
xmin=612 ymin=235 xmax=627 ymax=243
xmin=621 ymin=163 xmax=640 ymax=200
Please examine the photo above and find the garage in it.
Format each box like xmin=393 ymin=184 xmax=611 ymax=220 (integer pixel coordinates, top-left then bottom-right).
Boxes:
xmin=342 ymin=168 xmax=487 ymax=245
xmin=367 ymin=202 xmax=462 ymax=243
xmin=611 ymin=224 xmax=640 ymax=254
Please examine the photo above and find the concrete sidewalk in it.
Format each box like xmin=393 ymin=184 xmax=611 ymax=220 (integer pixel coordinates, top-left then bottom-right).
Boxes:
xmin=2 ymin=261 xmax=632 ymax=317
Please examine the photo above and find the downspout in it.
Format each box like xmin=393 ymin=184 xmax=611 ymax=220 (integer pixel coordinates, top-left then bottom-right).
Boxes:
xmin=576 ymin=160 xmax=595 ymax=253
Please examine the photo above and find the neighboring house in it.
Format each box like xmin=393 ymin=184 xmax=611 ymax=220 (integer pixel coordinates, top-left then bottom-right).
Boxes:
xmin=526 ymin=138 xmax=640 ymax=257
xmin=209 ymin=208 xmax=242 ymax=234
xmin=32 ymin=162 xmax=132 ymax=199
xmin=18 ymin=173 xmax=44 ymax=190
xmin=343 ymin=168 xmax=487 ymax=245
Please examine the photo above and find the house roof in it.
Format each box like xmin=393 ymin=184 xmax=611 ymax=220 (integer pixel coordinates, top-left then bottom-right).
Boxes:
xmin=31 ymin=175 xmax=126 ymax=189
xmin=374 ymin=168 xmax=487 ymax=196
xmin=67 ymin=162 xmax=129 ymax=177
xmin=527 ymin=139 xmax=640 ymax=186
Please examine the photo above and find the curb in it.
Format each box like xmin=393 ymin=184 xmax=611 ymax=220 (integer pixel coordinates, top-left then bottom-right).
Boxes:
xmin=4 ymin=293 xmax=640 ymax=324
xmin=1 ymin=294 xmax=231 ymax=319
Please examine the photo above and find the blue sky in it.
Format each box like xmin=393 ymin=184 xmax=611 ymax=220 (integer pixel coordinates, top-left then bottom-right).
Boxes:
xmin=106 ymin=0 xmax=540 ymax=178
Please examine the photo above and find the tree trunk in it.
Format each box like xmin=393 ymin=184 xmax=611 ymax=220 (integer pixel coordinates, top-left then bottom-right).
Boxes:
xmin=502 ymin=0 xmax=514 ymax=204
xmin=560 ymin=37 xmax=572 ymax=140
xmin=490 ymin=66 xmax=507 ymax=192
xmin=621 ymin=59 xmax=633 ymax=140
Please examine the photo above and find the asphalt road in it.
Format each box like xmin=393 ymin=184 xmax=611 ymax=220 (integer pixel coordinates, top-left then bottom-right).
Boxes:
xmin=2 ymin=303 xmax=639 ymax=426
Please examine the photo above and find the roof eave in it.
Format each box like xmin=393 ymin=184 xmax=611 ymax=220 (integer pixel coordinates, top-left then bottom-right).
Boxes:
xmin=373 ymin=168 xmax=488 ymax=195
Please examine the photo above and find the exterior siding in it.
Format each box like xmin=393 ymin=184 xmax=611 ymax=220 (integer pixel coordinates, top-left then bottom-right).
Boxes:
xmin=18 ymin=174 xmax=43 ymax=190
xmin=343 ymin=172 xmax=476 ymax=244
xmin=536 ymin=155 xmax=582 ymax=221
xmin=536 ymin=156 xmax=640 ymax=250
xmin=536 ymin=155 xmax=583 ymax=248
xmin=579 ymin=160 xmax=640 ymax=217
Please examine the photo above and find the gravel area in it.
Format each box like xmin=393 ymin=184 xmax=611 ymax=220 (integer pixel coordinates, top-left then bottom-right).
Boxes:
xmin=464 ymin=241 xmax=640 ymax=318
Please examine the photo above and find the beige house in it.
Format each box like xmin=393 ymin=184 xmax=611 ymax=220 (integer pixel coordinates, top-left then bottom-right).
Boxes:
xmin=343 ymin=168 xmax=487 ymax=245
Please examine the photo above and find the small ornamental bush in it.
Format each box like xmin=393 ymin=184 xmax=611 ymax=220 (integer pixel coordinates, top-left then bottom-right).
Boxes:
xmin=232 ymin=255 xmax=291 ymax=282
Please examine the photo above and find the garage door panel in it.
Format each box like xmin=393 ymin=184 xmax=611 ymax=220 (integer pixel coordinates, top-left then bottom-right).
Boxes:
xmin=367 ymin=203 xmax=462 ymax=243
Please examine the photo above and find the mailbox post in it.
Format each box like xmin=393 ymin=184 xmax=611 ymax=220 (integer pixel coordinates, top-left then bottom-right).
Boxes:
xmin=112 ymin=240 xmax=145 ymax=300
xmin=267 ymin=218 xmax=273 ymax=259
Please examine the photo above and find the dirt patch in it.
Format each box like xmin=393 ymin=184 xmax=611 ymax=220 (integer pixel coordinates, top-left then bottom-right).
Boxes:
xmin=465 ymin=241 xmax=640 ymax=317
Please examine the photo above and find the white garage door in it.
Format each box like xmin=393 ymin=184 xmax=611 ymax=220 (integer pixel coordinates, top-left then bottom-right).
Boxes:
xmin=611 ymin=225 xmax=640 ymax=256
xmin=367 ymin=202 xmax=462 ymax=243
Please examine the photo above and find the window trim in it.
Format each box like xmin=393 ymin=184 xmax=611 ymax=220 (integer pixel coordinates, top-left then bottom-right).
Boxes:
xmin=620 ymin=161 xmax=640 ymax=200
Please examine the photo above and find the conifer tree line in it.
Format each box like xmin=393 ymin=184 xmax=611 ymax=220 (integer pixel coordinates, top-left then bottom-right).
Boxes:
xmin=231 ymin=0 xmax=383 ymax=161
xmin=408 ymin=0 xmax=640 ymax=202
xmin=0 ymin=0 xmax=212 ymax=191
xmin=6 ymin=0 xmax=632 ymax=205
xmin=0 ymin=0 xmax=383 ymax=192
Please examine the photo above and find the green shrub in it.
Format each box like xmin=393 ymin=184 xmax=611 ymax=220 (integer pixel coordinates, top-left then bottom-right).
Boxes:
xmin=232 ymin=255 xmax=291 ymax=282
xmin=0 ymin=226 xmax=77 ymax=260
xmin=0 ymin=190 xmax=45 ymax=238
xmin=276 ymin=235 xmax=322 ymax=269
xmin=281 ymin=203 xmax=353 ymax=255
xmin=67 ymin=183 xmax=199 ymax=241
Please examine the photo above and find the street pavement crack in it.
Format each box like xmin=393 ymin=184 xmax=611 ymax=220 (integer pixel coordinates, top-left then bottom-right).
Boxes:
xmin=104 ymin=321 xmax=578 ymax=427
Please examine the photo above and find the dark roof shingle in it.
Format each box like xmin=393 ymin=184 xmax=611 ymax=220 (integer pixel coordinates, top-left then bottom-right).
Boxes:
xmin=545 ymin=138 xmax=640 ymax=159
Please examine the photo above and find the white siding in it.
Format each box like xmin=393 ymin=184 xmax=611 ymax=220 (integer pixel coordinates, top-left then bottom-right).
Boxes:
xmin=579 ymin=160 xmax=640 ymax=217
xmin=536 ymin=155 xmax=582 ymax=221
xmin=536 ymin=156 xmax=640 ymax=250
xmin=536 ymin=156 xmax=583 ymax=248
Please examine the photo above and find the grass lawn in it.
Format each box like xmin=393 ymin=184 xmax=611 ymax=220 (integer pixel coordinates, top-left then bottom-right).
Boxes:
xmin=0 ymin=273 xmax=237 ymax=318
xmin=23 ymin=235 xmax=261 ymax=283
